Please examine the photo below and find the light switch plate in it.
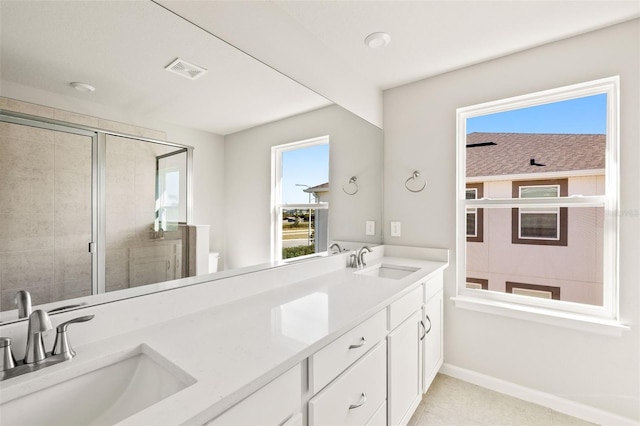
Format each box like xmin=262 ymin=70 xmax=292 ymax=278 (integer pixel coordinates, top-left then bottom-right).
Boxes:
xmin=390 ymin=221 xmax=401 ymax=237
xmin=366 ymin=221 xmax=375 ymax=236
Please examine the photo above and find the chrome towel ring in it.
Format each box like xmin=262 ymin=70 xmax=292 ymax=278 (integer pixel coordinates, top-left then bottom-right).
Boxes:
xmin=405 ymin=171 xmax=426 ymax=193
xmin=342 ymin=176 xmax=358 ymax=195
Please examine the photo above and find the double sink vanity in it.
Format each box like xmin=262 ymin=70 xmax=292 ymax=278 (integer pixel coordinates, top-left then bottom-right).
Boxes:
xmin=0 ymin=245 xmax=448 ymax=426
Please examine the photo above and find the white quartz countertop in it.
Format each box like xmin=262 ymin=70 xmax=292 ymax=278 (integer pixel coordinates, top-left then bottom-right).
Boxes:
xmin=0 ymin=253 xmax=448 ymax=426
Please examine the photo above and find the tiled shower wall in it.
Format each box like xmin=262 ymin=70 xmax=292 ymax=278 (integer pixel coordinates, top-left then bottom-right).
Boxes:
xmin=105 ymin=134 xmax=183 ymax=292
xmin=0 ymin=122 xmax=92 ymax=310
xmin=0 ymin=97 xmax=187 ymax=312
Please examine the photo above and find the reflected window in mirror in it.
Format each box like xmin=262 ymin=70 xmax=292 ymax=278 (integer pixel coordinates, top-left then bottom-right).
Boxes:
xmin=155 ymin=148 xmax=188 ymax=232
xmin=272 ymin=136 xmax=329 ymax=261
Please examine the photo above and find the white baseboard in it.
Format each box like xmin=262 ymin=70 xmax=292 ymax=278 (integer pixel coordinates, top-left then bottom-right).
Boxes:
xmin=439 ymin=363 xmax=638 ymax=426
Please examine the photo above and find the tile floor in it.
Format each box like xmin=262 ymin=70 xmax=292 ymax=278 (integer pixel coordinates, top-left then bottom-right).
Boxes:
xmin=408 ymin=374 xmax=597 ymax=426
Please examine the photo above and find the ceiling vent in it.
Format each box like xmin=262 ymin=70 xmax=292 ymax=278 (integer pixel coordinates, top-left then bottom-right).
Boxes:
xmin=164 ymin=58 xmax=207 ymax=80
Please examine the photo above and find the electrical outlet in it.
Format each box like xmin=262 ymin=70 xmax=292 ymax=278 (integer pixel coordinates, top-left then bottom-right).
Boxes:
xmin=390 ymin=221 xmax=401 ymax=237
xmin=366 ymin=221 xmax=375 ymax=236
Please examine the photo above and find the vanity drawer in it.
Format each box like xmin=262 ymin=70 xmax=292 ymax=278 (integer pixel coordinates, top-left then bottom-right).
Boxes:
xmin=309 ymin=341 xmax=386 ymax=426
xmin=424 ymin=270 xmax=444 ymax=302
xmin=309 ymin=309 xmax=387 ymax=394
xmin=388 ymin=285 xmax=423 ymax=330
xmin=207 ymin=364 xmax=301 ymax=425
xmin=366 ymin=401 xmax=387 ymax=426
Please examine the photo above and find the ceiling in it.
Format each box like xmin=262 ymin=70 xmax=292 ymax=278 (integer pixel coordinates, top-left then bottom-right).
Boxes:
xmin=0 ymin=1 xmax=331 ymax=135
xmin=270 ymin=0 xmax=640 ymax=90
xmin=2 ymin=1 xmax=638 ymax=134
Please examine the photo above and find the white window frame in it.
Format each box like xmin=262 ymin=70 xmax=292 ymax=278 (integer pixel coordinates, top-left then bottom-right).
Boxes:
xmin=454 ymin=77 xmax=622 ymax=333
xmin=271 ymin=135 xmax=329 ymax=262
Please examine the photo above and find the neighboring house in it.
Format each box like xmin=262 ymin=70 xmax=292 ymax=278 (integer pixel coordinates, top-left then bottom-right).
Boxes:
xmin=465 ymin=132 xmax=605 ymax=306
xmin=304 ymin=182 xmax=329 ymax=253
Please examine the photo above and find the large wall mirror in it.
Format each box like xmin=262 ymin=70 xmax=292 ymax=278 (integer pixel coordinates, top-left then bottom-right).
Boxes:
xmin=0 ymin=1 xmax=383 ymax=322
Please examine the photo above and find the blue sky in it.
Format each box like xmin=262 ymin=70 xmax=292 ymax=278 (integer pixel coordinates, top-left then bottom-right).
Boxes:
xmin=467 ymin=93 xmax=607 ymax=134
xmin=279 ymin=95 xmax=606 ymax=203
xmin=282 ymin=144 xmax=329 ymax=204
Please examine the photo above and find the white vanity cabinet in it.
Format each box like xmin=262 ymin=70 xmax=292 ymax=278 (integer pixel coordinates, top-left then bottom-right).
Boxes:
xmin=387 ymin=286 xmax=424 ymax=426
xmin=422 ymin=270 xmax=444 ymax=393
xmin=308 ymin=309 xmax=388 ymax=426
xmin=206 ymin=364 xmax=302 ymax=426
xmin=203 ymin=266 xmax=446 ymax=426
xmin=309 ymin=341 xmax=387 ymax=426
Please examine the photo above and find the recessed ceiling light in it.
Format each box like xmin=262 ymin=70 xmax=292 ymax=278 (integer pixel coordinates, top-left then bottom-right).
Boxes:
xmin=364 ymin=32 xmax=390 ymax=49
xmin=70 ymin=82 xmax=96 ymax=92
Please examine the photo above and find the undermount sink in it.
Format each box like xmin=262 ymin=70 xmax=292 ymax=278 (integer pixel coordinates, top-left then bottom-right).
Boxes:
xmin=0 ymin=344 xmax=196 ymax=426
xmin=356 ymin=263 xmax=420 ymax=280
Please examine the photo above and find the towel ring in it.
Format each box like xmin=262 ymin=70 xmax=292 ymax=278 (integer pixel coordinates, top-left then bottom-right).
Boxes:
xmin=405 ymin=171 xmax=426 ymax=193
xmin=342 ymin=176 xmax=358 ymax=195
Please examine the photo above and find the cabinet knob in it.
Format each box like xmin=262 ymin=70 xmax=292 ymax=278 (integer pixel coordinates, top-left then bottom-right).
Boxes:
xmin=349 ymin=392 xmax=367 ymax=410
xmin=348 ymin=337 xmax=366 ymax=350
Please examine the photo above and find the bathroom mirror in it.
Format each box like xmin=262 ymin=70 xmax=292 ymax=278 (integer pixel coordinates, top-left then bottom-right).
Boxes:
xmin=0 ymin=1 xmax=383 ymax=322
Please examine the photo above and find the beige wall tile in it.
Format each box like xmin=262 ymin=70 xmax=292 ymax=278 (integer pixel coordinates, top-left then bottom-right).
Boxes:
xmin=105 ymin=247 xmax=129 ymax=290
xmin=0 ymin=250 xmax=54 ymax=292
xmin=0 ymin=213 xmax=54 ymax=253
xmin=54 ymin=248 xmax=91 ymax=286
xmin=0 ymin=97 xmax=55 ymax=119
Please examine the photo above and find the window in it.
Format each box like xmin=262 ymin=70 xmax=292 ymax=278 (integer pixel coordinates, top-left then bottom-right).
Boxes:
xmin=272 ymin=136 xmax=329 ymax=261
xmin=466 ymin=183 xmax=484 ymax=242
xmin=466 ymin=277 xmax=488 ymax=290
xmin=506 ymin=282 xmax=560 ymax=300
xmin=512 ymin=179 xmax=567 ymax=246
xmin=456 ymin=77 xmax=619 ymax=323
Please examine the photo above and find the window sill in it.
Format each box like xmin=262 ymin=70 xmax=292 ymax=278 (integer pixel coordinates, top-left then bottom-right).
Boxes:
xmin=451 ymin=296 xmax=629 ymax=337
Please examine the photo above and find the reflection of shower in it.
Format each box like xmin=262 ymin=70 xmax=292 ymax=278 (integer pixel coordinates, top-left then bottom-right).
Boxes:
xmin=155 ymin=148 xmax=188 ymax=232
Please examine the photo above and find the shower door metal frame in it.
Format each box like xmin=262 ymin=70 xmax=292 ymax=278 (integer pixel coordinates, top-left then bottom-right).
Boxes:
xmin=0 ymin=110 xmax=194 ymax=299
xmin=0 ymin=112 xmax=100 ymax=296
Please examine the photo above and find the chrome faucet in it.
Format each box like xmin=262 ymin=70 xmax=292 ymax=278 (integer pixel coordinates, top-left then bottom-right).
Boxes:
xmin=329 ymin=242 xmax=343 ymax=254
xmin=24 ymin=310 xmax=52 ymax=364
xmin=356 ymin=246 xmax=372 ymax=269
xmin=52 ymin=315 xmax=95 ymax=360
xmin=0 ymin=312 xmax=94 ymax=381
xmin=14 ymin=290 xmax=32 ymax=319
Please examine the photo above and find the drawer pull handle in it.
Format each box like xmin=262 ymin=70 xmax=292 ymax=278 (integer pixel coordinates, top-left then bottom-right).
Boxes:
xmin=420 ymin=320 xmax=427 ymax=341
xmin=348 ymin=337 xmax=366 ymax=350
xmin=349 ymin=392 xmax=367 ymax=410
xmin=425 ymin=315 xmax=432 ymax=335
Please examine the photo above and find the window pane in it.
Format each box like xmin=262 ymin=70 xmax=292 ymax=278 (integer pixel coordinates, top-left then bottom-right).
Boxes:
xmin=466 ymin=211 xmax=477 ymax=236
xmin=520 ymin=186 xmax=558 ymax=198
xmin=466 ymin=189 xmax=477 ymax=200
xmin=520 ymin=212 xmax=558 ymax=239
xmin=466 ymin=206 xmax=604 ymax=307
xmin=282 ymin=208 xmax=326 ymax=259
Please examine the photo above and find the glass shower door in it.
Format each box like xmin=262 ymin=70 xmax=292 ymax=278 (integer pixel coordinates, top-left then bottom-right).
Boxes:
xmin=0 ymin=120 xmax=94 ymax=312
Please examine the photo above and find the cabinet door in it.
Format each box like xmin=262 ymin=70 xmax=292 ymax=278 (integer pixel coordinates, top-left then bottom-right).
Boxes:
xmin=387 ymin=309 xmax=423 ymax=426
xmin=422 ymin=290 xmax=443 ymax=393
xmin=206 ymin=365 xmax=301 ymax=425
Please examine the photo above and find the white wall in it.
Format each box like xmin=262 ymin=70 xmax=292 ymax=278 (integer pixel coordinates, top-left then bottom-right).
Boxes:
xmin=383 ymin=19 xmax=639 ymax=421
xmin=224 ymin=104 xmax=383 ymax=269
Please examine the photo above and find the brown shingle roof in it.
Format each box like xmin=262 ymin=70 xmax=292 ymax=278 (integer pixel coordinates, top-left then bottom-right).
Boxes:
xmin=466 ymin=132 xmax=605 ymax=177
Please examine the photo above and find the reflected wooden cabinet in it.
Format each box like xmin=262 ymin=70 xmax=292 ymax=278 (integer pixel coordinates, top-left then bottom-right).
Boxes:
xmin=129 ymin=241 xmax=182 ymax=287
